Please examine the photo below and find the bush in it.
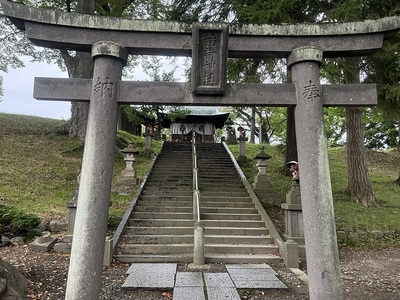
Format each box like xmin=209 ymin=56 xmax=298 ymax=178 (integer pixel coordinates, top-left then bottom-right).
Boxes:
xmin=0 ymin=204 xmax=40 ymax=240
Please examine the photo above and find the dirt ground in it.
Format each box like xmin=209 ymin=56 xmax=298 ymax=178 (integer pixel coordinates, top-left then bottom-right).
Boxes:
xmin=0 ymin=245 xmax=399 ymax=299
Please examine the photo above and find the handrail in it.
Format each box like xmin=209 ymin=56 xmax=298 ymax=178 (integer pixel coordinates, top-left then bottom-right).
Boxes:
xmin=192 ymin=131 xmax=200 ymax=221
xmin=192 ymin=132 xmax=205 ymax=265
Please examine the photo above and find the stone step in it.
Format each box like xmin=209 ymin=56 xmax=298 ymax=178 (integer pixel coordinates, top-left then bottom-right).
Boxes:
xmin=205 ymin=227 xmax=269 ymax=236
xmin=125 ymin=226 xmax=193 ymax=235
xmin=205 ymin=253 xmax=281 ymax=264
xmin=201 ymin=196 xmax=253 ymax=202
xmin=135 ymin=206 xmax=192 ymax=213
xmin=205 ymin=244 xmax=278 ymax=255
xmin=201 ymin=207 xmax=257 ymax=214
xmin=114 ymin=253 xmax=193 ymax=263
xmin=139 ymin=195 xmax=192 ymax=202
xmin=137 ymin=200 xmax=193 ymax=207
xmin=142 ymin=190 xmax=192 ymax=196
xmin=132 ymin=212 xmax=193 ymax=219
xmin=201 ymin=191 xmax=249 ymax=197
xmin=114 ymin=253 xmax=280 ymax=264
xmin=120 ymin=234 xmax=273 ymax=245
xmin=128 ymin=219 xmax=266 ymax=228
xmin=202 ymin=201 xmax=254 ymax=208
xmin=118 ymin=243 xmax=193 ymax=254
xmin=202 ymin=213 xmax=261 ymax=221
xmin=200 ymin=187 xmax=247 ymax=192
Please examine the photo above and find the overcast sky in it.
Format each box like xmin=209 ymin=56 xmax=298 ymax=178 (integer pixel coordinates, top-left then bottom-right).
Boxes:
xmin=1 ymin=58 xmax=71 ymax=120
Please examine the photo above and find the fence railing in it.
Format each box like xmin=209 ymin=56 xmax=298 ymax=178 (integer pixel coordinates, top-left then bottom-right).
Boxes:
xmin=192 ymin=132 xmax=205 ymax=265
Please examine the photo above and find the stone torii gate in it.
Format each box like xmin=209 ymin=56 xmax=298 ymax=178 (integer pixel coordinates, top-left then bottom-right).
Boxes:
xmin=2 ymin=1 xmax=399 ymax=299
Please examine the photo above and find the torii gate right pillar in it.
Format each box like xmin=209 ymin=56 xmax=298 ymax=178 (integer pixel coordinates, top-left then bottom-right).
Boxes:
xmin=288 ymin=47 xmax=342 ymax=300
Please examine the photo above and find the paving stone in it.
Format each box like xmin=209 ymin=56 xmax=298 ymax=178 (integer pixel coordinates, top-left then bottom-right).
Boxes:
xmin=175 ymin=272 xmax=203 ymax=287
xmin=173 ymin=287 xmax=205 ymax=300
xmin=126 ymin=263 xmax=177 ymax=274
xmin=226 ymin=264 xmax=273 ymax=269
xmin=230 ymin=273 xmax=278 ymax=281
xmin=225 ymin=264 xmax=277 ymax=274
xmin=122 ymin=272 xmax=175 ymax=289
xmin=206 ymin=287 xmax=241 ymax=300
xmin=233 ymin=280 xmax=287 ymax=289
xmin=204 ymin=273 xmax=235 ymax=288
xmin=226 ymin=267 xmax=277 ymax=276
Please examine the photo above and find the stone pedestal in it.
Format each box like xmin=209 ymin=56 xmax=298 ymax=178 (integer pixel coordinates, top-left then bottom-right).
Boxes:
xmin=30 ymin=231 xmax=57 ymax=252
xmin=237 ymin=137 xmax=247 ymax=161
xmin=144 ymin=133 xmax=154 ymax=153
xmin=281 ymin=182 xmax=305 ymax=258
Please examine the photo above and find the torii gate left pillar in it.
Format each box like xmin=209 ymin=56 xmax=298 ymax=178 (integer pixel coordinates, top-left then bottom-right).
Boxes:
xmin=65 ymin=41 xmax=127 ymax=300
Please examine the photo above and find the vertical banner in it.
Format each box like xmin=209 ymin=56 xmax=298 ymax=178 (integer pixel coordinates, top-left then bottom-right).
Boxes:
xmin=192 ymin=25 xmax=228 ymax=95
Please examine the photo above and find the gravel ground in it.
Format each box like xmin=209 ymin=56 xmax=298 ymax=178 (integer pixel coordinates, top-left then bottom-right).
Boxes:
xmin=1 ymin=245 xmax=399 ymax=299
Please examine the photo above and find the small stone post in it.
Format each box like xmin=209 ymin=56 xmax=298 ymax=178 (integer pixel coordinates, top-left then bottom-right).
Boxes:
xmin=193 ymin=221 xmax=205 ymax=265
xmin=65 ymin=41 xmax=127 ymax=300
xmin=144 ymin=130 xmax=154 ymax=153
xmin=64 ymin=174 xmax=81 ymax=243
xmin=237 ymin=126 xmax=247 ymax=161
xmin=288 ymin=46 xmax=342 ymax=300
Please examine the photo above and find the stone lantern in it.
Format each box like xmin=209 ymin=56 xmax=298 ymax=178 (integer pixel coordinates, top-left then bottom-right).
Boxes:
xmin=252 ymin=146 xmax=280 ymax=207
xmin=224 ymin=117 xmax=236 ymax=144
xmin=121 ymin=143 xmax=139 ymax=177
xmin=254 ymin=146 xmax=271 ymax=175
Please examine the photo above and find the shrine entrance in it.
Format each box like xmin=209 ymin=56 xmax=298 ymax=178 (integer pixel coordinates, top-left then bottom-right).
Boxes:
xmin=2 ymin=1 xmax=399 ymax=299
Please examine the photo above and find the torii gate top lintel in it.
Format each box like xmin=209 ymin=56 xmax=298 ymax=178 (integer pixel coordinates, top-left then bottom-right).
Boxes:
xmin=2 ymin=0 xmax=400 ymax=58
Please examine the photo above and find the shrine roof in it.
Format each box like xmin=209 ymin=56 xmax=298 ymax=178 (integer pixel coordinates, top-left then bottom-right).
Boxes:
xmin=171 ymin=113 xmax=230 ymax=129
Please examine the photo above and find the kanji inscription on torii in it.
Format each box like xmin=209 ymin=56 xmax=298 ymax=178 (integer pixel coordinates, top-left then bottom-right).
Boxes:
xmin=192 ymin=25 xmax=228 ymax=95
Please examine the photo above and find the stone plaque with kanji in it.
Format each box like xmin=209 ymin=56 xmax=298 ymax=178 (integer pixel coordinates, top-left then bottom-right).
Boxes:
xmin=192 ymin=25 xmax=228 ymax=95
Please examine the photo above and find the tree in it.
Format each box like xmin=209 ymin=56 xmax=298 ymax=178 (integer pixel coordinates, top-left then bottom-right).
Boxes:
xmin=322 ymin=0 xmax=400 ymax=204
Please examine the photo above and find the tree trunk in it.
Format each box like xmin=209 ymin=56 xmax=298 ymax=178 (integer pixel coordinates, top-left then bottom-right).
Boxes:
xmin=67 ymin=1 xmax=95 ymax=141
xmin=346 ymin=107 xmax=375 ymax=206
xmin=397 ymin=118 xmax=400 ymax=151
xmin=67 ymin=52 xmax=93 ymax=141
xmin=250 ymin=108 xmax=255 ymax=143
xmin=285 ymin=105 xmax=298 ymax=163
xmin=395 ymin=173 xmax=400 ymax=185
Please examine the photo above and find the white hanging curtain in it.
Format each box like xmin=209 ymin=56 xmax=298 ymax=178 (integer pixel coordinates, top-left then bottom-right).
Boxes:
xmin=171 ymin=123 xmax=193 ymax=135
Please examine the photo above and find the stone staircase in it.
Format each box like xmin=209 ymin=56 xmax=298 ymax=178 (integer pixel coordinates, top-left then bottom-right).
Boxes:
xmin=114 ymin=142 xmax=280 ymax=263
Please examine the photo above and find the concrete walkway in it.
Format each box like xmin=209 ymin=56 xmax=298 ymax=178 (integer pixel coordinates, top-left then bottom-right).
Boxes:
xmin=122 ymin=263 xmax=287 ymax=300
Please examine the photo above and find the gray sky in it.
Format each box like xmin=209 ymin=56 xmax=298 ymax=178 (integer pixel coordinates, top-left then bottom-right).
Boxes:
xmin=1 ymin=58 xmax=70 ymax=120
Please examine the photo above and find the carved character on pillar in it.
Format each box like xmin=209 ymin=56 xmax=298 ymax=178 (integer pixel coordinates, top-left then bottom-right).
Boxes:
xmin=302 ymin=80 xmax=320 ymax=100
xmin=93 ymin=76 xmax=114 ymax=98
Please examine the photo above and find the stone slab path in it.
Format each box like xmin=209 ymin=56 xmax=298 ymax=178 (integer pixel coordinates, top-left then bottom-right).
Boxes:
xmin=122 ymin=263 xmax=287 ymax=300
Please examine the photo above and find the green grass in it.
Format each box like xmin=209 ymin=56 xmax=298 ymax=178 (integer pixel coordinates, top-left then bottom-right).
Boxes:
xmin=228 ymin=143 xmax=400 ymax=247
xmin=0 ymin=113 xmax=161 ymax=227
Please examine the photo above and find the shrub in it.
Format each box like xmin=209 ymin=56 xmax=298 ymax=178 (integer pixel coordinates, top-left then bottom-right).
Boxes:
xmin=0 ymin=204 xmax=40 ymax=240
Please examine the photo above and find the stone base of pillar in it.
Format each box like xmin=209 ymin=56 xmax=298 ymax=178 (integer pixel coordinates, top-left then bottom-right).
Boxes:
xmin=112 ymin=176 xmax=137 ymax=194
